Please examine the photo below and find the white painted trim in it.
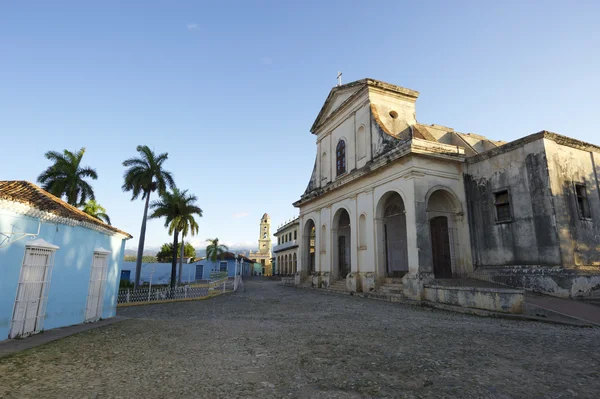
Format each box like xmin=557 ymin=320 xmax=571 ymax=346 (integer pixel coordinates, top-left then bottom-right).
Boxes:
xmin=0 ymin=199 xmax=130 ymax=239
xmin=25 ymin=238 xmax=59 ymax=250
xmin=94 ymin=247 xmax=111 ymax=255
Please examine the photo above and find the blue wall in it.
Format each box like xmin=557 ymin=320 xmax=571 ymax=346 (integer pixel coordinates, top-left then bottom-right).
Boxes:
xmin=120 ymin=261 xmax=199 ymax=284
xmin=119 ymin=258 xmax=253 ymax=284
xmin=0 ymin=210 xmax=126 ymax=340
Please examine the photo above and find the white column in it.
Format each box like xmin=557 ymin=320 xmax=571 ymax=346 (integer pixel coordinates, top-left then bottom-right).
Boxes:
xmin=350 ymin=197 xmax=359 ymax=273
xmin=403 ymin=181 xmax=420 ymax=275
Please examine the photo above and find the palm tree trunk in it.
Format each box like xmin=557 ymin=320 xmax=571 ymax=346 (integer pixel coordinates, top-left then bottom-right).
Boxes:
xmin=134 ymin=192 xmax=151 ymax=289
xmin=178 ymin=232 xmax=184 ymax=284
xmin=170 ymin=228 xmax=179 ymax=291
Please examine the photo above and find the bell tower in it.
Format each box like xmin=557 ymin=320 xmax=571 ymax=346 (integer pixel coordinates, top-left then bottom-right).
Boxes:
xmin=259 ymin=213 xmax=271 ymax=255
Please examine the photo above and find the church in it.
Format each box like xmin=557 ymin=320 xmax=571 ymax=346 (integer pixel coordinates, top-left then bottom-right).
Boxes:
xmin=293 ymin=78 xmax=600 ymax=301
xmin=248 ymin=213 xmax=273 ymax=276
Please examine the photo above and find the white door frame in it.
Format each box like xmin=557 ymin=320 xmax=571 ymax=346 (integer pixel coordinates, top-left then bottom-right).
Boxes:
xmin=10 ymin=239 xmax=59 ymax=339
xmin=84 ymin=248 xmax=111 ymax=322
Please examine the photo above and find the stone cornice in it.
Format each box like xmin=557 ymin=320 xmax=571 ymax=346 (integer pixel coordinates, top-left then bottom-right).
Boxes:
xmin=294 ymin=139 xmax=464 ymax=208
xmin=466 ymin=131 xmax=600 ymax=164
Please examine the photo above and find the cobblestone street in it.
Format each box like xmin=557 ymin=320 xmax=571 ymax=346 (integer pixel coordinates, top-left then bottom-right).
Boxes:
xmin=1 ymin=279 xmax=599 ymax=398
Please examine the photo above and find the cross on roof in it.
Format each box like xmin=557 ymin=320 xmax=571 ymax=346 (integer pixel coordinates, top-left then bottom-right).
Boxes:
xmin=337 ymin=71 xmax=342 ymax=86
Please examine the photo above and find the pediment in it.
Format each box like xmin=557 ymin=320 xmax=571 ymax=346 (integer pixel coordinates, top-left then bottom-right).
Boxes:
xmin=310 ymin=81 xmax=367 ymax=133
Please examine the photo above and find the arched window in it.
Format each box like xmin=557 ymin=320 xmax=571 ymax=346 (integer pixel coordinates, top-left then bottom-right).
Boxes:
xmin=336 ymin=140 xmax=346 ymax=176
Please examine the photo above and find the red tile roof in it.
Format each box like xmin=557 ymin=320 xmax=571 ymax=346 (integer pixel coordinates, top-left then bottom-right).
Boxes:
xmin=0 ymin=180 xmax=132 ymax=238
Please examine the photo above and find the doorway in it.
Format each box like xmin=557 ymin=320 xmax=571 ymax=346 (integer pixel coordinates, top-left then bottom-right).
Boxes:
xmin=10 ymin=245 xmax=56 ymax=338
xmin=85 ymin=252 xmax=109 ymax=322
xmin=430 ymin=216 xmax=452 ymax=278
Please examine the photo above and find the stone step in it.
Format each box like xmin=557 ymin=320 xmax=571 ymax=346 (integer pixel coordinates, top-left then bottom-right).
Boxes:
xmin=384 ymin=278 xmax=404 ymax=284
xmin=380 ymin=283 xmax=404 ymax=295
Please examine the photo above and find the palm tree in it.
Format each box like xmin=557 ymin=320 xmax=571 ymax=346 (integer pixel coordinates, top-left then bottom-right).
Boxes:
xmin=122 ymin=145 xmax=175 ymax=289
xmin=148 ymin=187 xmax=202 ymax=290
xmin=37 ymin=148 xmax=97 ymax=206
xmin=206 ymin=238 xmax=229 ymax=271
xmin=82 ymin=200 xmax=111 ymax=225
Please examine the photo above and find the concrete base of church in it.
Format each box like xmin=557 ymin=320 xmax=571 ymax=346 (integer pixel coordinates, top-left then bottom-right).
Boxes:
xmin=311 ymin=273 xmax=321 ymax=288
xmin=402 ymin=272 xmax=431 ymax=301
xmin=471 ymin=266 xmax=600 ymax=299
xmin=347 ymin=273 xmax=359 ymax=292
xmin=360 ymin=272 xmax=376 ymax=292
xmin=423 ymin=283 xmax=525 ymax=314
xmin=320 ymin=272 xmax=332 ymax=288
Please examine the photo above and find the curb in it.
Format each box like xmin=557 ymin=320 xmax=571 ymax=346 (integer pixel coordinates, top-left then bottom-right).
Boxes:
xmin=287 ymin=284 xmax=596 ymax=328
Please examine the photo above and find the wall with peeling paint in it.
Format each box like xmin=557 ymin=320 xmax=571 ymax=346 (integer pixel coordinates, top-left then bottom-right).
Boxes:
xmin=544 ymin=139 xmax=600 ymax=267
xmin=465 ymin=137 xmax=561 ymax=267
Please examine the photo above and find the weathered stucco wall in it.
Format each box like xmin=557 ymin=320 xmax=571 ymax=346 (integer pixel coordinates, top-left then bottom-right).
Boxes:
xmin=465 ymin=138 xmax=561 ymax=267
xmin=544 ymin=139 xmax=600 ymax=267
xmin=0 ymin=210 xmax=126 ymax=340
xmin=423 ymin=284 xmax=524 ymax=313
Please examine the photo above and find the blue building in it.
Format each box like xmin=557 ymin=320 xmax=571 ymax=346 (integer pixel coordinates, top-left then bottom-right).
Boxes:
xmin=0 ymin=181 xmax=131 ymax=340
xmin=193 ymin=252 xmax=255 ymax=279
xmin=119 ymin=252 xmax=255 ymax=285
xmin=120 ymin=260 xmax=198 ymax=285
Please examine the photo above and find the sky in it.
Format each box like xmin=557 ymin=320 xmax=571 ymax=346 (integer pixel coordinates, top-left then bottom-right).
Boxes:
xmin=1 ymin=1 xmax=599 ymax=251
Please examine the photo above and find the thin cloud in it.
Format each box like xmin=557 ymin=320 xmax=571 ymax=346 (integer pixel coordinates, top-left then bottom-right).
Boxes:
xmin=187 ymin=23 xmax=199 ymax=31
xmin=260 ymin=56 xmax=273 ymax=65
xmin=232 ymin=212 xmax=249 ymax=219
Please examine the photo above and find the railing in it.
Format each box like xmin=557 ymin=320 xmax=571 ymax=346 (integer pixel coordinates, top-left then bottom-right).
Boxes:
xmin=273 ymin=240 xmax=298 ymax=252
xmin=117 ymin=277 xmax=231 ymax=306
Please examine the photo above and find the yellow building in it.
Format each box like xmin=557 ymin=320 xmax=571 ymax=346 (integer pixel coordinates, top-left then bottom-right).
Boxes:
xmin=248 ymin=213 xmax=273 ymax=276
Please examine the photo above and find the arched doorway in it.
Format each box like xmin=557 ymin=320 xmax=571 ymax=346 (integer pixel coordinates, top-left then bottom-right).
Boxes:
xmin=375 ymin=192 xmax=409 ymax=279
xmin=303 ymin=219 xmax=316 ymax=275
xmin=426 ymin=189 xmax=459 ymax=279
xmin=382 ymin=193 xmax=408 ymax=277
xmin=333 ymin=209 xmax=351 ymax=280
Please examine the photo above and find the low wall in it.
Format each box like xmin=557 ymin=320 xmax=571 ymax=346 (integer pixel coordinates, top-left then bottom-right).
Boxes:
xmin=471 ymin=266 xmax=600 ymax=299
xmin=281 ymin=277 xmax=296 ymax=286
xmin=423 ymin=284 xmax=525 ymax=314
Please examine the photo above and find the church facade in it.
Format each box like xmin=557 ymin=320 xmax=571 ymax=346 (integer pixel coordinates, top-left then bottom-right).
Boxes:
xmin=249 ymin=213 xmax=273 ymax=276
xmin=293 ymin=78 xmax=600 ymax=300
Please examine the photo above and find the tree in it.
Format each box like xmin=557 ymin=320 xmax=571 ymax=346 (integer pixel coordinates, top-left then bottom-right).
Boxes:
xmin=37 ymin=147 xmax=97 ymax=206
xmin=82 ymin=200 xmax=111 ymax=225
xmin=122 ymin=145 xmax=175 ymax=289
xmin=156 ymin=242 xmax=196 ymax=262
xmin=206 ymin=238 xmax=229 ymax=267
xmin=124 ymin=255 xmax=157 ymax=263
xmin=148 ymin=187 xmax=202 ymax=290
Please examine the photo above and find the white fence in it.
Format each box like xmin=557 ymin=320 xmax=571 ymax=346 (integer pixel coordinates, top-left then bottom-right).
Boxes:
xmin=118 ymin=259 xmax=245 ymax=306
xmin=118 ymin=278 xmax=246 ymax=305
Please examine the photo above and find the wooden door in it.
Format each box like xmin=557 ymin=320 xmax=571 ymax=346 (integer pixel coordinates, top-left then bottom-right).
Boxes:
xmin=85 ymin=254 xmax=108 ymax=322
xmin=338 ymin=235 xmax=349 ymax=279
xmin=430 ymin=216 xmax=452 ymax=278
xmin=10 ymin=249 xmax=52 ymax=338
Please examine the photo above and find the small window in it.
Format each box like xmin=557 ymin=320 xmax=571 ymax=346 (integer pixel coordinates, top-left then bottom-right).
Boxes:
xmin=336 ymin=140 xmax=346 ymax=176
xmin=494 ymin=190 xmax=512 ymax=222
xmin=219 ymin=261 xmax=227 ymax=272
xmin=389 ymin=110 xmax=398 ymax=119
xmin=575 ymin=184 xmax=592 ymax=219
xmin=294 ymin=230 xmax=297 ymax=240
